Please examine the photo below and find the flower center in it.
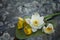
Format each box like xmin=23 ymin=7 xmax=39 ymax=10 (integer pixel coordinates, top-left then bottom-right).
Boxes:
xmin=46 ymin=27 xmax=52 ymax=32
xmin=33 ymin=20 xmax=39 ymax=26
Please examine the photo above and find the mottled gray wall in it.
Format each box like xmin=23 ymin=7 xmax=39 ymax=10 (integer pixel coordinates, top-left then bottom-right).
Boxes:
xmin=0 ymin=0 xmax=60 ymax=40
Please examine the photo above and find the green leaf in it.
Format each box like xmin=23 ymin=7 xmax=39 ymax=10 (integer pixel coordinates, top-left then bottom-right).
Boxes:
xmin=44 ymin=13 xmax=60 ymax=21
xmin=16 ymin=27 xmax=44 ymax=39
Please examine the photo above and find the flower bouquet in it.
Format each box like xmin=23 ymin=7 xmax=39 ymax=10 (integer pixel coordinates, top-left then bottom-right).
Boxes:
xmin=16 ymin=12 xmax=60 ymax=39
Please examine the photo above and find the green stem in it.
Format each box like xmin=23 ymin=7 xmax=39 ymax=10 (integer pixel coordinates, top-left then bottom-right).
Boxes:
xmin=44 ymin=13 xmax=60 ymax=21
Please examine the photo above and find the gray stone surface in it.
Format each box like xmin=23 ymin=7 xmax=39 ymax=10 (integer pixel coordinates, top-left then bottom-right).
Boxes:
xmin=0 ymin=0 xmax=60 ymax=40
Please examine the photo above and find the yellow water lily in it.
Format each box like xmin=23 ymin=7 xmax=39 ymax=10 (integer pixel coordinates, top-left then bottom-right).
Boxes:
xmin=24 ymin=26 xmax=32 ymax=35
xmin=43 ymin=23 xmax=55 ymax=34
xmin=17 ymin=17 xmax=24 ymax=29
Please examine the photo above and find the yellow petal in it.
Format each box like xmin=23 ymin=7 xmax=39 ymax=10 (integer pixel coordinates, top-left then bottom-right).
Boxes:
xmin=17 ymin=17 xmax=24 ymax=29
xmin=24 ymin=19 xmax=29 ymax=27
xmin=24 ymin=26 xmax=32 ymax=35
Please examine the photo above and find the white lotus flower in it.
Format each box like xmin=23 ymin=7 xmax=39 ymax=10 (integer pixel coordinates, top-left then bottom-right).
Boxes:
xmin=43 ymin=23 xmax=55 ymax=34
xmin=30 ymin=12 xmax=44 ymax=32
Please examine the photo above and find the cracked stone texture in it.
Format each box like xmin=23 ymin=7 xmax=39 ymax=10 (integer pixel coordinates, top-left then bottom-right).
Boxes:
xmin=0 ymin=0 xmax=60 ymax=40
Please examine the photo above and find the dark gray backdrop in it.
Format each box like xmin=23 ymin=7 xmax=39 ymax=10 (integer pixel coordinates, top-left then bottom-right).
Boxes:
xmin=0 ymin=0 xmax=60 ymax=40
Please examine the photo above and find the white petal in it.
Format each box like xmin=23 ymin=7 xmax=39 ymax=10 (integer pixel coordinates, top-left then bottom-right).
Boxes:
xmin=39 ymin=21 xmax=44 ymax=25
xmin=30 ymin=24 xmax=38 ymax=29
xmin=34 ymin=12 xmax=40 ymax=17
xmin=31 ymin=12 xmax=40 ymax=20
xmin=32 ymin=28 xmax=37 ymax=32
xmin=47 ymin=23 xmax=53 ymax=29
xmin=43 ymin=26 xmax=46 ymax=31
xmin=42 ymin=26 xmax=46 ymax=32
xmin=47 ymin=23 xmax=53 ymax=27
xmin=38 ymin=26 xmax=42 ymax=29
xmin=39 ymin=16 xmax=44 ymax=21
xmin=25 ymin=18 xmax=30 ymax=24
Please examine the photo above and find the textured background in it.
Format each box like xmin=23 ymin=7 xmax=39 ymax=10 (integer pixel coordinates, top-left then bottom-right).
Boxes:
xmin=0 ymin=0 xmax=60 ymax=40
